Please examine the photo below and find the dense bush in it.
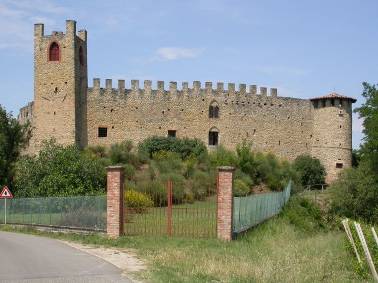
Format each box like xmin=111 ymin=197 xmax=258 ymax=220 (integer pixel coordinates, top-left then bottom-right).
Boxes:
xmin=14 ymin=141 xmax=106 ymax=197
xmin=330 ymin=163 xmax=378 ymax=223
xmin=234 ymin=179 xmax=250 ymax=197
xmin=124 ymin=190 xmax=153 ymax=213
xmin=0 ymin=105 xmax=30 ymax=189
xmin=293 ymin=154 xmax=325 ymax=187
xmin=138 ymin=136 xmax=207 ymax=160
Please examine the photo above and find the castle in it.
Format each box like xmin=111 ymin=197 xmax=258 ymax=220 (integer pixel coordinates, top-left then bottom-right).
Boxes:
xmin=18 ymin=20 xmax=356 ymax=183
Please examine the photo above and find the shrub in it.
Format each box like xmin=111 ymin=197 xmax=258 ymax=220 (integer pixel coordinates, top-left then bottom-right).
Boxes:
xmin=234 ymin=179 xmax=250 ymax=197
xmin=282 ymin=196 xmax=327 ymax=232
xmin=189 ymin=170 xmax=214 ymax=200
xmin=138 ymin=136 xmax=207 ymax=160
xmin=151 ymin=151 xmax=183 ymax=174
xmin=124 ymin=190 xmax=153 ymax=213
xmin=14 ymin=140 xmax=106 ymax=197
xmin=209 ymin=146 xmax=237 ymax=168
xmin=108 ymin=141 xmax=140 ymax=167
xmin=330 ymin=163 xmax=378 ymax=223
xmin=293 ymin=154 xmax=326 ymax=187
xmin=124 ymin=163 xmax=136 ymax=180
xmin=136 ymin=180 xmax=167 ymax=206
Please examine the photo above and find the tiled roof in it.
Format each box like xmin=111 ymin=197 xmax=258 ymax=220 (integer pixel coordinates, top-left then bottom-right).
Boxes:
xmin=310 ymin=92 xmax=357 ymax=103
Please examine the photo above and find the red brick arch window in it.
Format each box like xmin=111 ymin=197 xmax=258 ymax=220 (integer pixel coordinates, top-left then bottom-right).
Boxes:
xmin=49 ymin=42 xmax=60 ymax=61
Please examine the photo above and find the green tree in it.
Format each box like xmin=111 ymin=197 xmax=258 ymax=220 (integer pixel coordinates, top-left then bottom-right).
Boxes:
xmin=14 ymin=140 xmax=106 ymax=197
xmin=293 ymin=155 xmax=325 ymax=188
xmin=354 ymin=82 xmax=378 ymax=173
xmin=0 ymin=105 xmax=29 ymax=188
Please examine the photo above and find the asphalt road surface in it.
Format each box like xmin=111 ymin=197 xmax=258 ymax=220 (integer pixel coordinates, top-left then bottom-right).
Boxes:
xmin=0 ymin=231 xmax=133 ymax=283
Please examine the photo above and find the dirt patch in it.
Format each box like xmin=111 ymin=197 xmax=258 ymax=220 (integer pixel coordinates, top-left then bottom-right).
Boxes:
xmin=61 ymin=240 xmax=146 ymax=281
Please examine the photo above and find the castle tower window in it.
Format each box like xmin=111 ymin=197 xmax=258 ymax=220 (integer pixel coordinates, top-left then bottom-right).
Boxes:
xmin=49 ymin=42 xmax=60 ymax=61
xmin=208 ymin=128 xmax=219 ymax=146
xmin=336 ymin=163 xmax=343 ymax=169
xmin=209 ymin=101 xmax=219 ymax=118
xmin=98 ymin=127 xmax=108 ymax=138
xmin=168 ymin=130 xmax=176 ymax=138
xmin=79 ymin=46 xmax=84 ymax=66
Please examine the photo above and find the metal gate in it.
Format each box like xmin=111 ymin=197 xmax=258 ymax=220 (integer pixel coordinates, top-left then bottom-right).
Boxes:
xmin=124 ymin=179 xmax=217 ymax=238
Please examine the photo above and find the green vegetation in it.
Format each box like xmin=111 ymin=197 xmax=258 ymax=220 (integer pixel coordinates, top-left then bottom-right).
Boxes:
xmin=0 ymin=196 xmax=362 ymax=283
xmin=14 ymin=141 xmax=106 ymax=197
xmin=330 ymin=82 xmax=378 ymax=224
xmin=12 ymin=137 xmax=304 ymax=199
xmin=0 ymin=105 xmax=30 ymax=189
xmin=293 ymin=154 xmax=326 ymax=188
xmin=124 ymin=190 xmax=153 ymax=213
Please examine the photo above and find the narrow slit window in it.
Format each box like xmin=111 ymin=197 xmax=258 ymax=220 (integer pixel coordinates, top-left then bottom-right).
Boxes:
xmin=98 ymin=127 xmax=108 ymax=138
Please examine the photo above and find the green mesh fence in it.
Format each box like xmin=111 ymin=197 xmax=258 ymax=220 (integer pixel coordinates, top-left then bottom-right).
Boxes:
xmin=0 ymin=195 xmax=106 ymax=231
xmin=233 ymin=181 xmax=292 ymax=233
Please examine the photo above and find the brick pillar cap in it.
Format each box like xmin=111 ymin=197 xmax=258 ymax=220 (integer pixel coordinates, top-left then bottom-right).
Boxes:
xmin=106 ymin=165 xmax=124 ymax=171
xmin=217 ymin=166 xmax=235 ymax=172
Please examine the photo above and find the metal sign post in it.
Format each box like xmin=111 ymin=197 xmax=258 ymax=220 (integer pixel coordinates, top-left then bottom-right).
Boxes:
xmin=0 ymin=186 xmax=13 ymax=224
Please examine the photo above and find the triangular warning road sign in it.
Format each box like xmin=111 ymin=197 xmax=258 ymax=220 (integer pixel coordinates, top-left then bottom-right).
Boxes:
xmin=0 ymin=186 xmax=13 ymax=199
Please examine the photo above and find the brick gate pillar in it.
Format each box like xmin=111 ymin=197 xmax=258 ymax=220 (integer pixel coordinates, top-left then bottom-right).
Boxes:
xmin=106 ymin=166 xmax=124 ymax=238
xmin=217 ymin=166 xmax=235 ymax=241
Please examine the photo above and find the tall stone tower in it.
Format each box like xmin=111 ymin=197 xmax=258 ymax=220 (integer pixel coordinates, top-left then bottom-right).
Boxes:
xmin=31 ymin=20 xmax=87 ymax=152
xmin=310 ymin=93 xmax=356 ymax=183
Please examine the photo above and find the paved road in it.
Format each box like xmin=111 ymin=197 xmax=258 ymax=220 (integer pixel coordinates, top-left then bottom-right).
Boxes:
xmin=0 ymin=231 xmax=133 ymax=283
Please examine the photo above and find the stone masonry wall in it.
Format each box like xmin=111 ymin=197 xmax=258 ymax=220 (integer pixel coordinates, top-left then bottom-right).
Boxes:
xmin=86 ymin=80 xmax=313 ymax=161
xmin=311 ymin=99 xmax=353 ymax=183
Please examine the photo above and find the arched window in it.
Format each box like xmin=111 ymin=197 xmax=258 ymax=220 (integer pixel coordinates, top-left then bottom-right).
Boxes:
xmin=49 ymin=42 xmax=60 ymax=61
xmin=209 ymin=101 xmax=219 ymax=118
xmin=208 ymin=127 xmax=219 ymax=146
xmin=79 ymin=46 xmax=84 ymax=66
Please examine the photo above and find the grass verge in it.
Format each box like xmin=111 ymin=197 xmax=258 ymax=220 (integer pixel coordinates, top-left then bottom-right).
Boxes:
xmin=0 ymin=197 xmax=365 ymax=283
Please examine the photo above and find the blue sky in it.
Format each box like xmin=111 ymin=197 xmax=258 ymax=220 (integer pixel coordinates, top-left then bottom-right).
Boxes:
xmin=1 ymin=0 xmax=377 ymax=148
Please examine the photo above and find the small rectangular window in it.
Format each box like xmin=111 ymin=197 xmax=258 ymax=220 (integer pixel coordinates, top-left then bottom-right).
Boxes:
xmin=168 ymin=130 xmax=176 ymax=138
xmin=98 ymin=127 xmax=108 ymax=138
xmin=209 ymin=131 xmax=219 ymax=146
xmin=336 ymin=163 xmax=343 ymax=169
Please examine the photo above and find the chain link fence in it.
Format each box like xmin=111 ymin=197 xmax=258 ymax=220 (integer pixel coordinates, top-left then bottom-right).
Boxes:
xmin=233 ymin=181 xmax=291 ymax=234
xmin=0 ymin=195 xmax=106 ymax=231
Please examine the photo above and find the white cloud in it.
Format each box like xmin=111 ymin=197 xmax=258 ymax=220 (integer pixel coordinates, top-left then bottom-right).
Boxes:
xmin=0 ymin=1 xmax=69 ymax=51
xmin=155 ymin=47 xmax=204 ymax=61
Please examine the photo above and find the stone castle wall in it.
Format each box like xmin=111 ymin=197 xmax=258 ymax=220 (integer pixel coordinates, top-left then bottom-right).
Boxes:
xmin=86 ymin=79 xmax=313 ymax=160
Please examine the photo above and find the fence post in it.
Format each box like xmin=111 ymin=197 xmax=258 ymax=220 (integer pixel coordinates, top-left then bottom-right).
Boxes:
xmin=217 ymin=166 xmax=235 ymax=241
xmin=167 ymin=180 xmax=173 ymax=236
xmin=106 ymin=166 xmax=124 ymax=238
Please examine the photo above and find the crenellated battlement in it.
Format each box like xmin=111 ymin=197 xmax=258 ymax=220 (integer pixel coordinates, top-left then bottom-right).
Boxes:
xmin=88 ymin=78 xmax=278 ymax=98
xmin=34 ymin=20 xmax=87 ymax=41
